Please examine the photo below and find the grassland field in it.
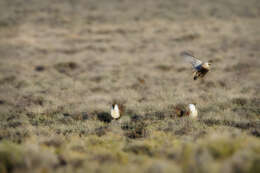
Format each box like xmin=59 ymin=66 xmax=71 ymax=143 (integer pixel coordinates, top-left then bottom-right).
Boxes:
xmin=0 ymin=0 xmax=260 ymax=173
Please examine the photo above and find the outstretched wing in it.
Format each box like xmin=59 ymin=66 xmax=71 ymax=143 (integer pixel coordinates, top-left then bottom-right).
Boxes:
xmin=180 ymin=51 xmax=202 ymax=69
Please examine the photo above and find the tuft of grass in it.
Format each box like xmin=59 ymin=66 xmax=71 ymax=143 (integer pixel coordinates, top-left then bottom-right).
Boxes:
xmin=123 ymin=144 xmax=154 ymax=157
xmin=0 ymin=141 xmax=24 ymax=173
xmin=205 ymin=138 xmax=243 ymax=160
xmin=122 ymin=121 xmax=149 ymax=139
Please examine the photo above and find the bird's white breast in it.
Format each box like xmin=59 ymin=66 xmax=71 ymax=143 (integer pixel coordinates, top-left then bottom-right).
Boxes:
xmin=203 ymin=62 xmax=210 ymax=68
xmin=111 ymin=104 xmax=120 ymax=119
xmin=188 ymin=104 xmax=198 ymax=118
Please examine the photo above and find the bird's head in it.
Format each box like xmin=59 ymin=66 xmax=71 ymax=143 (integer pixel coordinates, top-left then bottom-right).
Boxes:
xmin=111 ymin=103 xmax=117 ymax=109
xmin=204 ymin=62 xmax=211 ymax=69
xmin=188 ymin=104 xmax=196 ymax=111
xmin=208 ymin=60 xmax=213 ymax=66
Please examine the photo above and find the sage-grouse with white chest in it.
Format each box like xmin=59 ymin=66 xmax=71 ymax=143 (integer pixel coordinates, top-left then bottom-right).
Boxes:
xmin=180 ymin=51 xmax=211 ymax=80
xmin=110 ymin=104 xmax=121 ymax=119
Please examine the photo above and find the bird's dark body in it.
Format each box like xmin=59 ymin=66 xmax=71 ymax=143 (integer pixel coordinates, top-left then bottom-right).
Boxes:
xmin=193 ymin=66 xmax=209 ymax=80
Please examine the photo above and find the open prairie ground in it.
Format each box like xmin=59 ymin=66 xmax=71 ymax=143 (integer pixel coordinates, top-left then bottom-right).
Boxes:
xmin=0 ymin=0 xmax=259 ymax=173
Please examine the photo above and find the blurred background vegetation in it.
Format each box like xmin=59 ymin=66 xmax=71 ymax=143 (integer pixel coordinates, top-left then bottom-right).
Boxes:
xmin=0 ymin=0 xmax=259 ymax=172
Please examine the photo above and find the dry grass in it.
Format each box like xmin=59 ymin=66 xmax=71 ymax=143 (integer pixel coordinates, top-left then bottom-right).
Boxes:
xmin=0 ymin=0 xmax=260 ymax=172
